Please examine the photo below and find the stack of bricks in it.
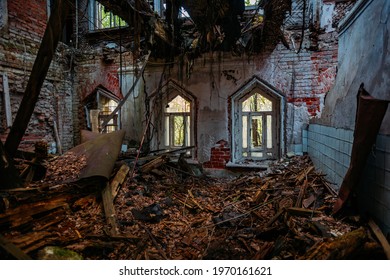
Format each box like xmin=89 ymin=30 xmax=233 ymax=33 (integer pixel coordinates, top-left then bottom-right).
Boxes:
xmin=203 ymin=140 xmax=231 ymax=169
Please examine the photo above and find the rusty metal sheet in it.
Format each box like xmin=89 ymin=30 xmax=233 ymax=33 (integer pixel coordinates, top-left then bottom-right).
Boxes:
xmin=333 ymin=84 xmax=389 ymax=214
xmin=80 ymin=130 xmax=100 ymax=144
xmin=68 ymin=130 xmax=125 ymax=181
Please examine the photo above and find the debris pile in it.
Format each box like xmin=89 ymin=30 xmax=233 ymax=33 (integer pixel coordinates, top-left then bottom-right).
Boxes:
xmin=45 ymin=152 xmax=87 ymax=182
xmin=0 ymin=153 xmax=388 ymax=260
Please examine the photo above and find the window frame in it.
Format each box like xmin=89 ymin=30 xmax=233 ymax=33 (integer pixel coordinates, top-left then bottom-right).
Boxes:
xmin=164 ymin=94 xmax=192 ymax=149
xmin=88 ymin=0 xmax=127 ymax=31
xmin=230 ymin=78 xmax=284 ymax=163
xmin=240 ymin=92 xmax=275 ymax=159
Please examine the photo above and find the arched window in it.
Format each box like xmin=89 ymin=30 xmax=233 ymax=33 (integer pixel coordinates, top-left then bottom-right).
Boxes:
xmin=150 ymin=80 xmax=196 ymax=156
xmin=230 ymin=77 xmax=284 ymax=162
xmin=164 ymin=95 xmax=191 ymax=148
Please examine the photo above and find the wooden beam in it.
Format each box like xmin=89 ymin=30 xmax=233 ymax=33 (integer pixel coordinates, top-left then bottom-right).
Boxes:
xmin=368 ymin=219 xmax=390 ymax=260
xmin=4 ymin=0 xmax=70 ymax=158
xmin=111 ymin=164 xmax=130 ymax=199
xmin=101 ymin=183 xmax=120 ymax=237
xmin=0 ymin=234 xmax=32 ymax=260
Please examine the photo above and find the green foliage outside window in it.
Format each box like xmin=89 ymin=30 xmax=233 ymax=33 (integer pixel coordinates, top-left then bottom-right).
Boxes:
xmin=96 ymin=2 xmax=127 ymax=29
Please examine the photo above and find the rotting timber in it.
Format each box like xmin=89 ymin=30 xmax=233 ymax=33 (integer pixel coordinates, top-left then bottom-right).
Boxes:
xmin=1 ymin=151 xmax=388 ymax=260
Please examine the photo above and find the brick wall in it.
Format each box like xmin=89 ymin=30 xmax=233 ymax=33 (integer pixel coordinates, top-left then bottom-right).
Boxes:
xmin=203 ymin=140 xmax=231 ymax=169
xmin=253 ymin=31 xmax=338 ymax=118
xmin=0 ymin=0 xmax=74 ymax=152
xmin=7 ymin=0 xmax=47 ymax=40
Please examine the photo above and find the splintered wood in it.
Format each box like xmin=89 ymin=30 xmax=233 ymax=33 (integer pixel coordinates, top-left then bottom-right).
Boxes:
xmin=0 ymin=155 xmax=387 ymax=260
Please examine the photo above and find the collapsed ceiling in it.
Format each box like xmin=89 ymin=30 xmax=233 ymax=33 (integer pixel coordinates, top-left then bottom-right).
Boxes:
xmin=96 ymin=0 xmax=292 ymax=57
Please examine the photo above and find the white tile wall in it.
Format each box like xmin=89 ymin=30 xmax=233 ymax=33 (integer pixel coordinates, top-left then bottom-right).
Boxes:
xmin=308 ymin=124 xmax=390 ymax=235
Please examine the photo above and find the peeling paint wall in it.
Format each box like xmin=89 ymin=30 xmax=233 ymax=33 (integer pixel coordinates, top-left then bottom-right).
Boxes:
xmin=319 ymin=0 xmax=390 ymax=133
xmin=309 ymin=0 xmax=390 ymax=234
xmin=0 ymin=0 xmax=74 ymax=152
xmin=143 ymin=1 xmax=346 ymax=163
xmin=73 ymin=0 xmax=139 ymax=146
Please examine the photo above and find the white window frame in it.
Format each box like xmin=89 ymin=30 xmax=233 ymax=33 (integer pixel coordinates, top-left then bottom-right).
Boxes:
xmin=231 ymin=77 xmax=284 ymax=163
xmin=240 ymin=92 xmax=275 ymax=159
xmin=164 ymin=95 xmax=191 ymax=149
xmin=150 ymin=80 xmax=196 ymax=156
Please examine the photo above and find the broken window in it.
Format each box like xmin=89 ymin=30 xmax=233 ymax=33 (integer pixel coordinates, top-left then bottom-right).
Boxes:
xmin=164 ymin=95 xmax=191 ymax=148
xmin=84 ymin=88 xmax=120 ymax=133
xmin=88 ymin=0 xmax=127 ymax=30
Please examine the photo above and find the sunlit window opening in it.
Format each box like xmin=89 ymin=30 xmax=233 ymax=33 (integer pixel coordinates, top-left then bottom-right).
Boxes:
xmin=89 ymin=0 xmax=127 ymax=30
xmin=241 ymin=92 xmax=273 ymax=158
xmin=164 ymin=95 xmax=191 ymax=148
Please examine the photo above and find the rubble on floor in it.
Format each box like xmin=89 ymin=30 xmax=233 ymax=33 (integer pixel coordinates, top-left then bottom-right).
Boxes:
xmin=0 ymin=151 xmax=388 ymax=260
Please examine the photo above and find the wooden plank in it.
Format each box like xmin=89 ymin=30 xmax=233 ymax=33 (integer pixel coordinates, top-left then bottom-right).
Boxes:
xmin=0 ymin=197 xmax=69 ymax=228
xmin=101 ymin=183 xmax=120 ymax=237
xmin=296 ymin=166 xmax=314 ymax=184
xmin=286 ymin=207 xmax=322 ymax=216
xmin=111 ymin=164 xmax=130 ymax=198
xmin=2 ymin=73 xmax=12 ymax=127
xmin=0 ymin=234 xmax=32 ymax=260
xmin=295 ymin=179 xmax=308 ymax=207
xmin=140 ymin=155 xmax=166 ymax=173
xmin=302 ymin=227 xmax=368 ymax=260
xmin=368 ymin=218 xmax=390 ymax=260
xmin=4 ymin=0 xmax=71 ymax=158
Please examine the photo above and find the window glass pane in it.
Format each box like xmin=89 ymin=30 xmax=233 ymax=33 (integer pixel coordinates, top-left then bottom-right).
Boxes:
xmin=166 ymin=95 xmax=190 ymax=113
xmin=164 ymin=116 xmax=170 ymax=146
xmin=242 ymin=115 xmax=247 ymax=149
xmin=266 ymin=115 xmax=272 ymax=149
xmin=185 ymin=116 xmax=190 ymax=146
xmin=252 ymin=152 xmax=263 ymax=157
xmin=173 ymin=115 xmax=184 ymax=146
xmin=251 ymin=116 xmax=262 ymax=148
xmin=242 ymin=93 xmax=272 ymax=112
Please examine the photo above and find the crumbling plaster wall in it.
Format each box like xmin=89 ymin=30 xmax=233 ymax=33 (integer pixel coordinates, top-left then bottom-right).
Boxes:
xmin=0 ymin=0 xmax=74 ymax=152
xmin=309 ymin=0 xmax=390 ymax=234
xmin=318 ymin=0 xmax=390 ymax=133
xmin=145 ymin=33 xmax=338 ymax=163
xmin=143 ymin=1 xmax=344 ymax=163
xmin=73 ymin=0 xmax=141 ymax=146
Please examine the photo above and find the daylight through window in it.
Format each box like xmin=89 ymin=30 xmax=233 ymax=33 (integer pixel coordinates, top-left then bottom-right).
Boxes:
xmin=164 ymin=95 xmax=191 ymax=148
xmin=89 ymin=0 xmax=127 ymax=30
